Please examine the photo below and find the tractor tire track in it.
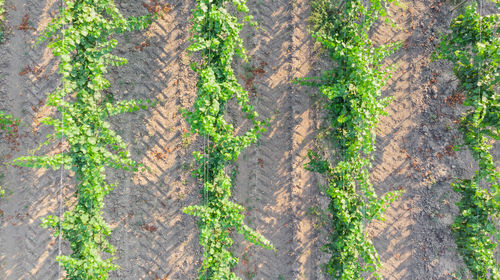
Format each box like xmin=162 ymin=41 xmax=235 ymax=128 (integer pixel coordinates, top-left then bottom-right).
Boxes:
xmin=0 ymin=0 xmax=65 ymax=279
xmin=108 ymin=1 xmax=200 ymax=279
xmin=368 ymin=1 xmax=477 ymax=279
xmin=232 ymin=0 xmax=326 ymax=279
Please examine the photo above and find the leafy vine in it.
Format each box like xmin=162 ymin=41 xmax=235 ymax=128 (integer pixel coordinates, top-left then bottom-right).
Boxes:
xmin=14 ymin=1 xmax=154 ymax=278
xmin=298 ymin=0 xmax=402 ymax=278
xmin=0 ymin=0 xmax=5 ymax=42
xmin=434 ymin=3 xmax=499 ymax=279
xmin=184 ymin=0 xmax=273 ymax=279
xmin=0 ymin=111 xmax=18 ymax=198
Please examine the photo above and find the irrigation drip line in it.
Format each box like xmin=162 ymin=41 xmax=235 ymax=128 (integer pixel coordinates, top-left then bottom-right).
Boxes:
xmin=476 ymin=0 xmax=484 ymax=234
xmin=203 ymin=4 xmax=210 ymax=278
xmin=58 ymin=0 xmax=65 ymax=279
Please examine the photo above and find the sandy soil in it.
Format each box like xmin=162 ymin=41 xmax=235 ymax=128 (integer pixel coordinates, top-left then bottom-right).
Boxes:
xmin=368 ymin=1 xmax=473 ymax=279
xmin=0 ymin=0 xmax=497 ymax=279
xmin=231 ymin=0 xmax=327 ymax=279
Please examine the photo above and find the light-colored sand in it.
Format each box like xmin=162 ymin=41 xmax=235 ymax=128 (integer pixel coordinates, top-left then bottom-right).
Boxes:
xmin=0 ymin=1 xmax=496 ymax=279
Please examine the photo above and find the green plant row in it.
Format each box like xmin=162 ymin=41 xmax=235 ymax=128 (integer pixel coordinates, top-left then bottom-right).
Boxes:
xmin=0 ymin=111 xmax=17 ymax=132
xmin=183 ymin=0 xmax=273 ymax=279
xmin=298 ymin=0 xmax=402 ymax=278
xmin=0 ymin=0 xmax=4 ymax=19
xmin=0 ymin=110 xmax=18 ymax=198
xmin=13 ymin=1 xmax=154 ymax=279
xmin=0 ymin=0 xmax=5 ymax=42
xmin=434 ymin=3 xmax=499 ymax=279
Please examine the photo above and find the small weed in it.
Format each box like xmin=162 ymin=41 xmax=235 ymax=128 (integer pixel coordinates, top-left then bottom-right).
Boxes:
xmin=307 ymin=206 xmax=329 ymax=229
xmin=180 ymin=162 xmax=192 ymax=171
xmin=451 ymin=265 xmax=468 ymax=279
xmin=181 ymin=132 xmax=192 ymax=149
xmin=230 ymin=164 xmax=239 ymax=182
xmin=429 ymin=114 xmax=438 ymax=122
xmin=243 ymin=271 xmax=256 ymax=280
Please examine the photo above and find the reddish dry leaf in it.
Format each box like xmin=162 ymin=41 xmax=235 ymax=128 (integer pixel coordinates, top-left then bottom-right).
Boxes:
xmin=143 ymin=0 xmax=172 ymax=19
xmin=141 ymin=224 xmax=158 ymax=233
xmin=444 ymin=92 xmax=466 ymax=106
xmin=18 ymin=14 xmax=33 ymax=31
